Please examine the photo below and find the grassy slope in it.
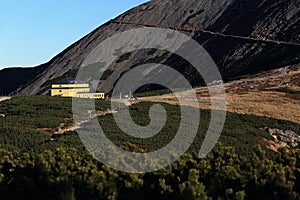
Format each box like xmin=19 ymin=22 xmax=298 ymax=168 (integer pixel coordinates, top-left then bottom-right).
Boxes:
xmin=0 ymin=96 xmax=110 ymax=153
xmin=0 ymin=96 xmax=299 ymax=156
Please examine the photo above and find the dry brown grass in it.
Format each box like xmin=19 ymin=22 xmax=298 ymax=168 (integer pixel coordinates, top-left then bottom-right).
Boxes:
xmin=135 ymin=64 xmax=300 ymax=124
xmin=261 ymin=138 xmax=284 ymax=152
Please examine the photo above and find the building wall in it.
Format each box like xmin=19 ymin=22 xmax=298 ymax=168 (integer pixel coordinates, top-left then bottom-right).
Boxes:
xmin=51 ymin=84 xmax=90 ymax=97
xmin=50 ymin=83 xmax=104 ymax=99
xmin=51 ymin=88 xmax=90 ymax=97
xmin=75 ymin=93 xmax=105 ymax=99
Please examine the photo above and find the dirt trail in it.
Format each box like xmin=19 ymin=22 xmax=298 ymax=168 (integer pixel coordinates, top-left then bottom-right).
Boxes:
xmin=0 ymin=97 xmax=11 ymax=102
xmin=113 ymin=21 xmax=300 ymax=47
xmin=53 ymin=109 xmax=114 ymax=135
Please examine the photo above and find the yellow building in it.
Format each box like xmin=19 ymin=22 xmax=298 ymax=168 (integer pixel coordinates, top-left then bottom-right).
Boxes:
xmin=76 ymin=92 xmax=105 ymax=99
xmin=51 ymin=79 xmax=105 ymax=99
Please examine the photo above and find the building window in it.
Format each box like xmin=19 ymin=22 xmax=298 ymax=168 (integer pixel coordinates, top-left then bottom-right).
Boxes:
xmin=59 ymin=90 xmax=62 ymax=92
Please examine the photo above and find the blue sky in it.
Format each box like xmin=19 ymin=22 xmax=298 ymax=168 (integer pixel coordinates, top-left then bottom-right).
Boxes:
xmin=0 ymin=0 xmax=148 ymax=69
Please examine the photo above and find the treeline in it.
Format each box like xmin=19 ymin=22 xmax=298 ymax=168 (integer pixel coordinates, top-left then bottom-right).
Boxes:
xmin=0 ymin=144 xmax=300 ymax=200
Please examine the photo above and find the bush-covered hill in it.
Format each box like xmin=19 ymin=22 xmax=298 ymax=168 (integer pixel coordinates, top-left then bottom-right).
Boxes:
xmin=0 ymin=96 xmax=110 ymax=152
xmin=0 ymin=96 xmax=300 ymax=199
xmin=1 ymin=145 xmax=300 ymax=199
xmin=1 ymin=96 xmax=300 ymax=155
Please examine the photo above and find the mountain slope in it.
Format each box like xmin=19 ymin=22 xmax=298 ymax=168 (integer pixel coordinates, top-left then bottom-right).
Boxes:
xmin=2 ymin=0 xmax=300 ymax=95
xmin=0 ymin=64 xmax=46 ymax=95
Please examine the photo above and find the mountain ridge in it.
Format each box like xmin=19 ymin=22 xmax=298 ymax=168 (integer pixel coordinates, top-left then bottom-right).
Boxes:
xmin=1 ymin=0 xmax=299 ymax=95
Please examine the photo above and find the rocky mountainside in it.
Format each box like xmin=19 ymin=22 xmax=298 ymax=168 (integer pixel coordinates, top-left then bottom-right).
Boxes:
xmin=1 ymin=0 xmax=299 ymax=95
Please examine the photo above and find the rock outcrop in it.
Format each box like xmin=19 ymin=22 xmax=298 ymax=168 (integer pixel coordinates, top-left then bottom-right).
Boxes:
xmin=263 ymin=127 xmax=300 ymax=149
